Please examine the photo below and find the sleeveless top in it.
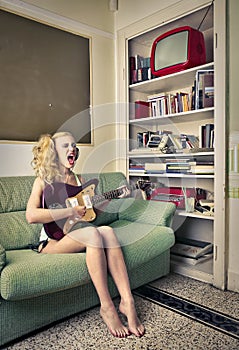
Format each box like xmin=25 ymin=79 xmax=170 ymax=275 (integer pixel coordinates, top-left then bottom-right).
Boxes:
xmin=41 ymin=174 xmax=82 ymax=241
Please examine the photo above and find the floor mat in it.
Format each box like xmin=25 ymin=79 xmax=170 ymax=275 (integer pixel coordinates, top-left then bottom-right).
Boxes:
xmin=134 ymin=284 xmax=239 ymax=340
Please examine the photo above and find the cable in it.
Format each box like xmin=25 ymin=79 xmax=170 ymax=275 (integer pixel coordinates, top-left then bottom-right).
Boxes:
xmin=197 ymin=1 xmax=214 ymax=31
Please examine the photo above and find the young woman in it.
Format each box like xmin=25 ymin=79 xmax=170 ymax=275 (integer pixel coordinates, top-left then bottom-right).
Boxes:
xmin=26 ymin=131 xmax=145 ymax=338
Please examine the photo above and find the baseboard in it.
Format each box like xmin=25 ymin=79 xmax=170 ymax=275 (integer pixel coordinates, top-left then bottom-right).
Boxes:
xmin=227 ymin=270 xmax=239 ymax=292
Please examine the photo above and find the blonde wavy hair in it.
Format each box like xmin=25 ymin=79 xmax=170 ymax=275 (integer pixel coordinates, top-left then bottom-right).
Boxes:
xmin=31 ymin=132 xmax=73 ymax=184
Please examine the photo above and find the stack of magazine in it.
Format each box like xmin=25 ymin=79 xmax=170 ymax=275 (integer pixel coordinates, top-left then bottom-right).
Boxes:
xmin=171 ymin=237 xmax=213 ymax=265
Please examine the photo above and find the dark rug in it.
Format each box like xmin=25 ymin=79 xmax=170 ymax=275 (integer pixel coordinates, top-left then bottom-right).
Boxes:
xmin=134 ymin=284 xmax=239 ymax=340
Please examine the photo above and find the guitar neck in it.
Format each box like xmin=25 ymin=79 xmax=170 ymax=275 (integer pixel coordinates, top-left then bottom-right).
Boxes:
xmin=92 ymin=188 xmax=124 ymax=205
xmin=91 ymin=181 xmax=149 ymax=206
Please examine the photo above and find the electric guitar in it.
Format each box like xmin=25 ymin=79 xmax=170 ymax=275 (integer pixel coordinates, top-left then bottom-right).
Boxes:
xmin=43 ymin=178 xmax=151 ymax=239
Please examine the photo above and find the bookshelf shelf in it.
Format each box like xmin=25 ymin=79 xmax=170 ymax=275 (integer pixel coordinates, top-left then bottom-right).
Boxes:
xmin=129 ymin=172 xmax=214 ymax=179
xmin=176 ymin=210 xmax=214 ymax=221
xmin=128 ymin=151 xmax=214 ymax=158
xmin=170 ymin=257 xmax=213 ymax=284
xmin=129 ymin=107 xmax=214 ymax=125
xmin=129 ymin=62 xmax=214 ymax=94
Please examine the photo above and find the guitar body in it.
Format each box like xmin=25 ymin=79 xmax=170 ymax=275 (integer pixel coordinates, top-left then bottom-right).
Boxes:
xmin=42 ymin=178 xmax=152 ymax=240
xmin=65 ymin=182 xmax=98 ymax=222
xmin=43 ymin=179 xmax=99 ymax=239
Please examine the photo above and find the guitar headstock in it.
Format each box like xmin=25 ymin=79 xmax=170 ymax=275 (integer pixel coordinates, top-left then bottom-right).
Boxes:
xmin=135 ymin=179 xmax=152 ymax=200
xmin=136 ymin=179 xmax=152 ymax=192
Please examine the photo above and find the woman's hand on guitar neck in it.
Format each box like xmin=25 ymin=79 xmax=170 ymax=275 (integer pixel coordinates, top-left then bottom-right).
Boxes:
xmin=117 ymin=185 xmax=131 ymax=198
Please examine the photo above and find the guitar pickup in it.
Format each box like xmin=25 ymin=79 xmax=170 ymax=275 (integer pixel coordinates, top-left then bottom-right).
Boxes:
xmin=66 ymin=197 xmax=79 ymax=207
xmin=82 ymin=194 xmax=93 ymax=209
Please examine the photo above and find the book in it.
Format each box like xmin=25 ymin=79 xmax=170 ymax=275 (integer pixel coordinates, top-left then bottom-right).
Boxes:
xmin=202 ymin=73 xmax=214 ymax=108
xmin=205 ymin=123 xmax=214 ymax=148
xmin=171 ymin=253 xmax=213 ymax=265
xmin=145 ymin=162 xmax=166 ymax=173
xmin=167 ymin=93 xmax=177 ymax=114
xmin=147 ymin=93 xmax=168 ymax=117
xmin=129 ymin=161 xmax=146 ymax=174
xmin=168 ymin=134 xmax=183 ymax=150
xmin=195 ymin=69 xmax=214 ymax=109
xmin=190 ymin=160 xmax=214 ymax=175
xmin=129 ymin=55 xmax=151 ymax=84
xmin=171 ymin=238 xmax=213 ymax=259
xmin=136 ymin=131 xmax=159 ymax=148
xmin=129 ymin=169 xmax=146 ymax=174
xmin=176 ymin=92 xmax=188 ymax=113
xmin=189 ymin=165 xmax=214 ymax=174
xmin=166 ymin=162 xmax=191 ymax=173
xmin=129 ymin=56 xmax=136 ymax=84
xmin=199 ymin=123 xmax=214 ymax=149
xmin=186 ymin=135 xmax=199 ymax=149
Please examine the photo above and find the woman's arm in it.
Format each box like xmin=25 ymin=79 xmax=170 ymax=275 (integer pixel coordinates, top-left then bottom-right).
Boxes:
xmin=26 ymin=177 xmax=85 ymax=224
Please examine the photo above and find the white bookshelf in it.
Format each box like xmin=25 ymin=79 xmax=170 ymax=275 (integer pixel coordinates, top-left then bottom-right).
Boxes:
xmin=117 ymin=0 xmax=226 ymax=288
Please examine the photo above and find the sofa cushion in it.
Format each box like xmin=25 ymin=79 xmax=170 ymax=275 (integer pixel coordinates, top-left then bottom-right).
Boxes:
xmin=1 ymin=220 xmax=174 ymax=301
xmin=1 ymin=250 xmax=91 ymax=301
xmin=110 ymin=219 xmax=175 ymax=268
xmin=0 ymin=244 xmax=6 ymax=272
xmin=0 ymin=211 xmax=41 ymax=250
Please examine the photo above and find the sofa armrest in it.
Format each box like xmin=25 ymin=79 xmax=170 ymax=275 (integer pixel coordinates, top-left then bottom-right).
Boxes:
xmin=0 ymin=243 xmax=6 ymax=273
xmin=118 ymin=198 xmax=176 ymax=227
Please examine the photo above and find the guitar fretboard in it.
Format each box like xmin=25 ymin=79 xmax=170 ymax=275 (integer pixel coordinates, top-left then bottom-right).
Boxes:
xmin=92 ymin=188 xmax=123 ymax=205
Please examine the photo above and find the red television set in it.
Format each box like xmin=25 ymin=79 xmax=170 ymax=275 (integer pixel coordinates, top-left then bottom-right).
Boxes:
xmin=150 ymin=26 xmax=206 ymax=77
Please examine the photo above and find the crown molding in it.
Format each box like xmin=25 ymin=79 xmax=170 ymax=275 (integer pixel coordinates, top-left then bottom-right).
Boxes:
xmin=0 ymin=0 xmax=115 ymax=39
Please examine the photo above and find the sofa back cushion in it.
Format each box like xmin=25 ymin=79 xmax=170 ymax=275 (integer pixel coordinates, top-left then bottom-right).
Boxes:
xmin=0 ymin=176 xmax=41 ymax=250
xmin=118 ymin=198 xmax=175 ymax=227
xmin=0 ymin=211 xmax=41 ymax=250
xmin=78 ymin=172 xmax=127 ymax=226
xmin=0 ymin=176 xmax=35 ymax=213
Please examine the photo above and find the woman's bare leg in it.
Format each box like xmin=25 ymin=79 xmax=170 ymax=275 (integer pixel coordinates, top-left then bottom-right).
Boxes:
xmin=98 ymin=226 xmax=145 ymax=337
xmin=41 ymin=227 xmax=130 ymax=338
xmin=85 ymin=243 xmax=130 ymax=338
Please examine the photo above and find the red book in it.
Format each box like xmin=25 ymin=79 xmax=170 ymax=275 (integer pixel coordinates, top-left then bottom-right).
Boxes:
xmin=135 ymin=100 xmax=150 ymax=119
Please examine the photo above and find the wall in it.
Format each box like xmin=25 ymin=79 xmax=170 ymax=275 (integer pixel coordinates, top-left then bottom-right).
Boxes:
xmin=115 ymin=0 xmax=177 ymax=31
xmin=0 ymin=0 xmax=208 ymax=177
xmin=0 ymin=0 xmax=178 ymax=177
xmin=24 ymin=0 xmax=114 ymax=34
xmin=227 ymin=0 xmax=239 ymax=292
xmin=0 ymin=0 xmax=117 ymax=176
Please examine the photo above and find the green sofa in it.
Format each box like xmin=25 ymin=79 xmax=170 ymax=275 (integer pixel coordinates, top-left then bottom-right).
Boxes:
xmin=0 ymin=172 xmax=176 ymax=346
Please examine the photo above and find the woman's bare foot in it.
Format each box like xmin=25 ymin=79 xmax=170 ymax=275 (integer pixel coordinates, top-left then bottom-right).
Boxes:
xmin=119 ymin=299 xmax=145 ymax=337
xmin=100 ymin=304 xmax=131 ymax=338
